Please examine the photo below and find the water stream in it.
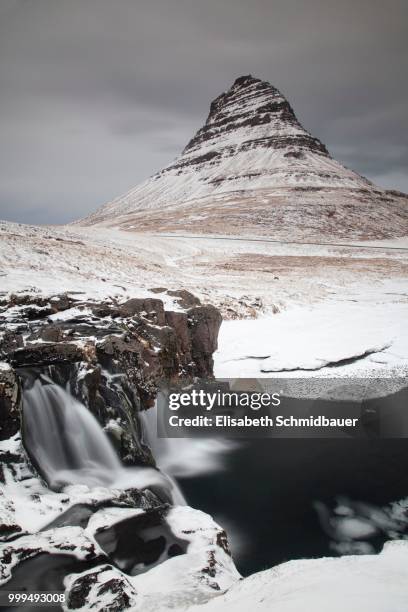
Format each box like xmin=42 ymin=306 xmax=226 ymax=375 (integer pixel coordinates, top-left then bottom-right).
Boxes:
xmin=22 ymin=377 xmax=185 ymax=504
xmin=22 ymin=377 xmax=408 ymax=577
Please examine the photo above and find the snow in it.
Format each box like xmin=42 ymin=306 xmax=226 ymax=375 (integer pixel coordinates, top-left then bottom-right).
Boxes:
xmin=0 ymin=221 xmax=196 ymax=310
xmin=48 ymin=306 xmax=92 ymax=321
xmin=0 ymin=436 xmax=240 ymax=610
xmin=130 ymin=506 xmax=241 ymax=611
xmin=76 ymin=76 xmax=407 ymax=245
xmin=1 ymin=217 xmax=408 ymax=378
xmin=2 ymin=218 xmax=408 ymax=609
xmin=85 ymin=507 xmax=145 ymax=535
xmin=64 ymin=565 xmax=138 ymax=611
xmin=184 ymin=540 xmax=408 ymax=612
xmin=83 ymin=77 xmax=373 ymax=225
xmin=0 ymin=435 xmax=138 ymax=534
xmin=215 ymin=282 xmax=408 ymax=378
xmin=0 ymin=526 xmax=103 ymax=585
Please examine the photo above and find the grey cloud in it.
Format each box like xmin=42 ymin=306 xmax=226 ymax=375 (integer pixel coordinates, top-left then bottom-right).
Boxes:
xmin=0 ymin=0 xmax=406 ymax=223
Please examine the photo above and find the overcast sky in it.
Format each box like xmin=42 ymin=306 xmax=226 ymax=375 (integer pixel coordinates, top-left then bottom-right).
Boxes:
xmin=0 ymin=0 xmax=407 ymax=224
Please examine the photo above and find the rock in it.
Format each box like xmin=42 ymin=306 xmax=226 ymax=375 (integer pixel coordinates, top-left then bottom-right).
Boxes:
xmin=66 ymin=565 xmax=138 ymax=611
xmin=90 ymin=303 xmax=121 ymax=318
xmin=143 ymin=324 xmax=179 ymax=376
xmin=149 ymin=287 xmax=167 ymax=294
xmin=165 ymin=311 xmax=192 ymax=368
xmin=0 ymin=526 xmax=105 ymax=585
xmin=49 ymin=293 xmax=73 ymax=312
xmin=27 ymin=324 xmax=65 ymax=343
xmin=187 ymin=306 xmax=222 ymax=377
xmin=1 ymin=291 xmax=223 ymax=464
xmin=94 ymin=506 xmax=188 ymax=575
xmin=6 ymin=293 xmax=49 ymax=309
xmin=0 ymin=422 xmax=240 ymax=612
xmin=131 ymin=506 xmax=241 ymax=608
xmin=119 ymin=298 xmax=166 ymax=325
xmin=0 ymin=330 xmax=24 ymax=357
xmin=0 ymin=364 xmax=21 ymax=440
xmin=9 ymin=343 xmax=84 ymax=368
xmin=167 ymin=289 xmax=201 ymax=308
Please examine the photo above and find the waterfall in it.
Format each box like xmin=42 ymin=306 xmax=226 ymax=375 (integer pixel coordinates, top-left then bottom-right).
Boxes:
xmin=139 ymin=393 xmax=237 ymax=478
xmin=22 ymin=378 xmax=186 ymax=505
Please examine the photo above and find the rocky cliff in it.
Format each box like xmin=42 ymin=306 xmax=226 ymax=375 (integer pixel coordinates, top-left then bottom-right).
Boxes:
xmin=0 ymin=290 xmax=240 ymax=610
xmin=0 ymin=290 xmax=221 ymax=460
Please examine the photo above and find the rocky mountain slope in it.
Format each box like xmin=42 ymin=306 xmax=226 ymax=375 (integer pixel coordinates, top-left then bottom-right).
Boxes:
xmin=80 ymin=75 xmax=408 ymax=240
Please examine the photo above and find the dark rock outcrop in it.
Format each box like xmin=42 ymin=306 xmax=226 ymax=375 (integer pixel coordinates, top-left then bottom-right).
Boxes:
xmin=188 ymin=305 xmax=222 ymax=377
xmin=0 ymin=365 xmax=21 ymax=440
xmin=10 ymin=343 xmax=84 ymax=368
xmin=0 ymin=291 xmax=222 ymax=463
xmin=66 ymin=565 xmax=138 ymax=611
xmin=119 ymin=298 xmax=166 ymax=325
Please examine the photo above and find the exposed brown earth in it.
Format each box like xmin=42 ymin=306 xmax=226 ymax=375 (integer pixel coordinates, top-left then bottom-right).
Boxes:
xmin=216 ymin=254 xmax=408 ymax=277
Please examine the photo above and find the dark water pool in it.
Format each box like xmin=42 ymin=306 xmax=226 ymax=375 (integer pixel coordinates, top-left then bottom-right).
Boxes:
xmin=179 ymin=437 xmax=408 ymax=576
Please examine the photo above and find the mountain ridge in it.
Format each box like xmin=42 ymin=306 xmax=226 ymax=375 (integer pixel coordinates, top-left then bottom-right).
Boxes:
xmin=79 ymin=75 xmax=407 ymax=240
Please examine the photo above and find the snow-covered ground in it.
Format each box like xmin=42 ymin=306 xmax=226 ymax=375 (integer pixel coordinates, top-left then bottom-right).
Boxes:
xmin=185 ymin=540 xmax=408 ymax=612
xmin=0 ymin=435 xmax=240 ymax=609
xmin=1 ymin=218 xmax=408 ymax=608
xmin=2 ymin=219 xmax=407 ymax=377
xmin=214 ymin=278 xmax=408 ymax=377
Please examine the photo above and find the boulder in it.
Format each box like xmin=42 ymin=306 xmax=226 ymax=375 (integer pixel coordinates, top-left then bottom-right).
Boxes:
xmin=119 ymin=298 xmax=166 ymax=325
xmin=66 ymin=565 xmax=138 ymax=611
xmin=149 ymin=287 xmax=167 ymax=294
xmin=28 ymin=324 xmax=65 ymax=343
xmin=167 ymin=289 xmax=201 ymax=308
xmin=49 ymin=293 xmax=73 ymax=313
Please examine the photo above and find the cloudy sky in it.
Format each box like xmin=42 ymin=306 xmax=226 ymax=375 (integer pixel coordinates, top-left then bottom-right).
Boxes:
xmin=0 ymin=0 xmax=407 ymax=224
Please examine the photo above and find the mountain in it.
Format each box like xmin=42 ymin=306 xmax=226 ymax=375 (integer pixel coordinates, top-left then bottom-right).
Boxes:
xmin=80 ymin=75 xmax=408 ymax=240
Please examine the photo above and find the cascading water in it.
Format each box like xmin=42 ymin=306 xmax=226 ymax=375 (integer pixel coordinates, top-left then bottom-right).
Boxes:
xmin=22 ymin=377 xmax=186 ymax=504
xmin=139 ymin=392 xmax=237 ymax=478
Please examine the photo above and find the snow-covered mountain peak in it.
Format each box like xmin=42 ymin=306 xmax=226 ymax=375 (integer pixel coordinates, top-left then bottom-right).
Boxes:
xmin=79 ymin=76 xmax=408 ymax=240
xmin=182 ymin=74 xmax=321 ymax=157
xmin=177 ymin=74 xmax=331 ymax=169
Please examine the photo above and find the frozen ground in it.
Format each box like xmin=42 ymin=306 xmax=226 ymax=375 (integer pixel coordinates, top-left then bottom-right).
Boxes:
xmin=1 ymin=220 xmax=408 ymax=375
xmin=214 ymin=278 xmax=408 ymax=377
xmin=1 ymin=219 xmax=408 ymax=607
xmin=185 ymin=540 xmax=408 ymax=612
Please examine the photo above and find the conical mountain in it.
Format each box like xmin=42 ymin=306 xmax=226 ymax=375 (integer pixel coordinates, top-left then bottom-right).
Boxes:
xmin=80 ymin=75 xmax=407 ymax=240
